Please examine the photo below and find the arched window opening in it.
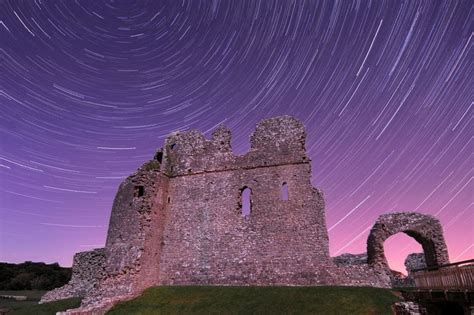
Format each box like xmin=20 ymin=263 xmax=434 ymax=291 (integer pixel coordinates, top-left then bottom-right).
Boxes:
xmin=241 ymin=187 xmax=252 ymax=217
xmin=281 ymin=182 xmax=289 ymax=200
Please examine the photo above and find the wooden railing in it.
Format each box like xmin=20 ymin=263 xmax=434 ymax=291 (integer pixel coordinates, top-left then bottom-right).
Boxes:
xmin=412 ymin=259 xmax=474 ymax=290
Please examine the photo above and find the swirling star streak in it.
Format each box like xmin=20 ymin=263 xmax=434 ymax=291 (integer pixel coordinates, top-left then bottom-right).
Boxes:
xmin=0 ymin=0 xmax=472 ymax=273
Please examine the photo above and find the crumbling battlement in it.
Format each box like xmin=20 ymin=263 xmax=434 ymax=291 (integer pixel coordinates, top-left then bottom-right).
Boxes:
xmin=162 ymin=116 xmax=308 ymax=177
xmin=40 ymin=248 xmax=105 ymax=303
xmin=46 ymin=116 xmax=450 ymax=315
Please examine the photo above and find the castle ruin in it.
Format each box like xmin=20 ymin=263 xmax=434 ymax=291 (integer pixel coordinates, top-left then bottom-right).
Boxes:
xmin=41 ymin=116 xmax=450 ymax=314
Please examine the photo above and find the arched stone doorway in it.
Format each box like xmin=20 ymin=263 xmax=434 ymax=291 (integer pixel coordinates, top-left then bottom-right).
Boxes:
xmin=367 ymin=212 xmax=449 ymax=270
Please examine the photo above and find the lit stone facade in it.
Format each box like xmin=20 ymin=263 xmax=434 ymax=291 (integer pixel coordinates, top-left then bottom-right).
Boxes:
xmin=43 ymin=116 xmax=449 ymax=314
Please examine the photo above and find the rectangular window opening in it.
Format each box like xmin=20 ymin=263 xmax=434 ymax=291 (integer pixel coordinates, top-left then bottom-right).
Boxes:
xmin=281 ymin=182 xmax=289 ymax=200
xmin=241 ymin=187 xmax=252 ymax=217
xmin=135 ymin=186 xmax=144 ymax=197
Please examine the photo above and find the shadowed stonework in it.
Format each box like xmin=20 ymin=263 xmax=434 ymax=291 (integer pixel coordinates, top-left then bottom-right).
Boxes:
xmin=43 ymin=116 xmax=450 ymax=314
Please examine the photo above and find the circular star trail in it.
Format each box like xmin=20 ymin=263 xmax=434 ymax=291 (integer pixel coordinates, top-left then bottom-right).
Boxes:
xmin=0 ymin=0 xmax=472 ymax=272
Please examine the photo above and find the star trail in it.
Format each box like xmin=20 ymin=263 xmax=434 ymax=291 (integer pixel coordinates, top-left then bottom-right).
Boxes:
xmin=0 ymin=0 xmax=472 ymax=273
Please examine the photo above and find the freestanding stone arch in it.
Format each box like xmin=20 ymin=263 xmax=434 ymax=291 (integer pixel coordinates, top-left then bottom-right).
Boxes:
xmin=367 ymin=212 xmax=449 ymax=269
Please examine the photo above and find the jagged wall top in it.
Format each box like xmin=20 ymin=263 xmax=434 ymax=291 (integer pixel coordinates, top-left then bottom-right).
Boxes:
xmin=161 ymin=116 xmax=309 ymax=177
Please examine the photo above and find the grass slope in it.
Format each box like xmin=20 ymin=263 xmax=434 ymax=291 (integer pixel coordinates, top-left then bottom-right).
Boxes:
xmin=0 ymin=290 xmax=46 ymax=313
xmin=108 ymin=286 xmax=399 ymax=315
xmin=0 ymin=290 xmax=80 ymax=315
xmin=7 ymin=298 xmax=81 ymax=315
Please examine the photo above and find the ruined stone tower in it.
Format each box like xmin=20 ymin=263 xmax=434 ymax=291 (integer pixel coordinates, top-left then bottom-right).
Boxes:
xmin=158 ymin=116 xmax=330 ymax=284
xmin=41 ymin=116 xmax=449 ymax=314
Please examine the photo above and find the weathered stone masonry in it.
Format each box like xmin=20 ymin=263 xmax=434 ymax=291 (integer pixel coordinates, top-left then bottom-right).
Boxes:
xmin=43 ymin=116 xmax=450 ymax=314
xmin=159 ymin=117 xmax=330 ymax=285
xmin=40 ymin=248 xmax=106 ymax=303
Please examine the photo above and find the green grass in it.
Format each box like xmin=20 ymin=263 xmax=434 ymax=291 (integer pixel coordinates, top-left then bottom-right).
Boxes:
xmin=6 ymin=298 xmax=81 ymax=315
xmin=0 ymin=290 xmax=81 ymax=315
xmin=0 ymin=290 xmax=46 ymax=312
xmin=108 ymin=286 xmax=400 ymax=315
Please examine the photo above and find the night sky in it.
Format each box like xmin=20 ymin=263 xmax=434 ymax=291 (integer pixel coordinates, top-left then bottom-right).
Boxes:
xmin=1 ymin=0 xmax=472 ymax=274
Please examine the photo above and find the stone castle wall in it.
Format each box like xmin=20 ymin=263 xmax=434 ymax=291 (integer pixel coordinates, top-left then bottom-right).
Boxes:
xmin=40 ymin=248 xmax=106 ymax=303
xmin=159 ymin=163 xmax=329 ymax=285
xmin=76 ymin=160 xmax=170 ymax=312
xmin=45 ymin=116 xmax=449 ymax=314
xmin=156 ymin=116 xmax=330 ymax=285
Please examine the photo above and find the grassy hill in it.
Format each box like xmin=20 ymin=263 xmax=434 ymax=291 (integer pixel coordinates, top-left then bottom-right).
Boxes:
xmin=108 ymin=286 xmax=399 ymax=315
xmin=1 ymin=286 xmax=399 ymax=314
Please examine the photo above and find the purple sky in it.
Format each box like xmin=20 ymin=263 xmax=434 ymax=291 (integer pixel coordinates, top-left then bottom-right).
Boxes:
xmin=1 ymin=0 xmax=472 ymax=274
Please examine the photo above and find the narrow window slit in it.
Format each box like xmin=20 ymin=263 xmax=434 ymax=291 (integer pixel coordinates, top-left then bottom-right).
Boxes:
xmin=241 ymin=187 xmax=252 ymax=217
xmin=155 ymin=151 xmax=163 ymax=163
xmin=135 ymin=186 xmax=144 ymax=197
xmin=281 ymin=182 xmax=289 ymax=200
